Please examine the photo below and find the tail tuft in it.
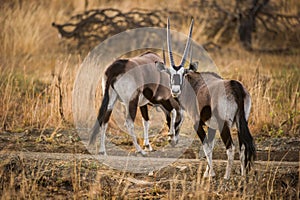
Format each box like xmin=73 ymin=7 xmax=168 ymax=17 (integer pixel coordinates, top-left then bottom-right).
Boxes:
xmin=230 ymin=80 xmax=256 ymax=170
xmin=238 ymin=115 xmax=256 ymax=170
xmin=88 ymin=85 xmax=109 ymax=145
xmin=89 ymin=59 xmax=128 ymax=146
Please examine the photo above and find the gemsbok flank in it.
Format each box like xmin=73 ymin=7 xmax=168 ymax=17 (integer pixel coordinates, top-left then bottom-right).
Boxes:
xmin=156 ymin=18 xmax=256 ymax=179
xmin=89 ymin=51 xmax=183 ymax=156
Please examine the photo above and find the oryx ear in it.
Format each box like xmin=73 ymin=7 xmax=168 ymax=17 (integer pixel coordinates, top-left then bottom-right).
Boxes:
xmin=189 ymin=61 xmax=199 ymax=72
xmin=156 ymin=61 xmax=166 ymax=71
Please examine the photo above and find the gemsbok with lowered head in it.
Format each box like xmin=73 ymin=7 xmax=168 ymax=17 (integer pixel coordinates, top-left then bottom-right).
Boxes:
xmin=89 ymin=51 xmax=183 ymax=156
xmin=157 ymin=18 xmax=256 ymax=179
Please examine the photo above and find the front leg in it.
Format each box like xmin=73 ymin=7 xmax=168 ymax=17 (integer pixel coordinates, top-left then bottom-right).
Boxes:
xmin=159 ymin=98 xmax=182 ymax=146
xmin=140 ymin=105 xmax=153 ymax=152
xmin=168 ymin=108 xmax=178 ymax=146
xmin=126 ymin=97 xmax=146 ymax=156
xmin=194 ymin=121 xmax=215 ymax=177
xmin=142 ymin=118 xmax=152 ymax=151
xmin=203 ymin=128 xmax=216 ymax=177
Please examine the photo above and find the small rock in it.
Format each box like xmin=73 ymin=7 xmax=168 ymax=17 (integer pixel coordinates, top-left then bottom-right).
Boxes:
xmin=148 ymin=171 xmax=154 ymax=176
xmin=176 ymin=165 xmax=187 ymax=171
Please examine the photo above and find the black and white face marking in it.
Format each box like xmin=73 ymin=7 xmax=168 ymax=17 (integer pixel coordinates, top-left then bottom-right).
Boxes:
xmin=169 ymin=67 xmax=185 ymax=97
xmin=165 ymin=17 xmax=194 ymax=97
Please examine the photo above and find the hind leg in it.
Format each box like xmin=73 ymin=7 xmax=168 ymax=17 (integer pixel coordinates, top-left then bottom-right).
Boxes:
xmin=140 ymin=105 xmax=153 ymax=151
xmin=219 ymin=122 xmax=235 ymax=180
xmin=99 ymin=91 xmax=117 ymax=155
xmin=98 ymin=110 xmax=112 ymax=155
xmin=239 ymin=138 xmax=246 ymax=176
xmin=203 ymin=128 xmax=216 ymax=177
xmin=237 ymin=130 xmax=249 ymax=176
xmin=99 ymin=122 xmax=108 ymax=155
xmin=125 ymin=96 xmax=146 ymax=156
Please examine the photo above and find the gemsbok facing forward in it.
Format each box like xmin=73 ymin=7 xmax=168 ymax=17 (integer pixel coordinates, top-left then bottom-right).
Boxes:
xmin=157 ymin=18 xmax=256 ymax=179
xmin=89 ymin=51 xmax=183 ymax=156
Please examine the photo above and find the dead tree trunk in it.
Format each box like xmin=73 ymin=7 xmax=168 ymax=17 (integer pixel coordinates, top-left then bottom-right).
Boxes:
xmin=238 ymin=0 xmax=270 ymax=51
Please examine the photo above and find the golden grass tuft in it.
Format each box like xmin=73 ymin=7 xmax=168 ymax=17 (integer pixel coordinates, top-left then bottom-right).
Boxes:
xmin=0 ymin=1 xmax=299 ymax=199
xmin=0 ymin=0 xmax=299 ymax=199
xmin=1 ymin=155 xmax=298 ymax=199
xmin=0 ymin=0 xmax=299 ymax=135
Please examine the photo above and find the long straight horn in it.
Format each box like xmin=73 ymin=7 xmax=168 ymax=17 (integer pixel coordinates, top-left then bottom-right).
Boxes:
xmin=180 ymin=19 xmax=194 ymax=67
xmin=167 ymin=17 xmax=175 ymax=67
xmin=162 ymin=45 xmax=166 ymax=64
xmin=189 ymin=45 xmax=193 ymax=64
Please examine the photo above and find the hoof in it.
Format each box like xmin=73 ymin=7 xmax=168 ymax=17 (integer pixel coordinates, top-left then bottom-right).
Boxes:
xmin=99 ymin=151 xmax=107 ymax=156
xmin=136 ymin=150 xmax=147 ymax=157
xmin=204 ymin=168 xmax=215 ymax=178
xmin=144 ymin=144 xmax=153 ymax=152
xmin=168 ymin=137 xmax=178 ymax=147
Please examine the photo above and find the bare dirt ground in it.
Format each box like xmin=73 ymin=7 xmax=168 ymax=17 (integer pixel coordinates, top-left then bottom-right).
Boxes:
xmin=0 ymin=126 xmax=299 ymax=161
xmin=0 ymin=127 xmax=299 ymax=199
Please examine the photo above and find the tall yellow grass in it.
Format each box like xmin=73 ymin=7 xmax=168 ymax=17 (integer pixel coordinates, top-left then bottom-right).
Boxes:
xmin=0 ymin=0 xmax=299 ymax=136
xmin=0 ymin=1 xmax=299 ymax=199
xmin=0 ymin=155 xmax=297 ymax=199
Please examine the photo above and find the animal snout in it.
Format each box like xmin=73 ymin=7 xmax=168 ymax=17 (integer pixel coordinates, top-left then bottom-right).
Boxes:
xmin=171 ymin=86 xmax=181 ymax=97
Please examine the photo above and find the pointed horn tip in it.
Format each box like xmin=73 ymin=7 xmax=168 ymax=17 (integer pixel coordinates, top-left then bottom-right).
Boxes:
xmin=190 ymin=19 xmax=194 ymax=30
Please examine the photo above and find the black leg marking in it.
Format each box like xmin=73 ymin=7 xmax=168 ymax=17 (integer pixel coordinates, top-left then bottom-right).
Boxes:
xmin=200 ymin=105 xmax=211 ymax=122
xmin=167 ymin=98 xmax=183 ymax=136
xmin=139 ymin=105 xmax=149 ymax=121
xmin=161 ymin=100 xmax=173 ymax=112
xmin=142 ymin=88 xmax=153 ymax=100
xmin=166 ymin=114 xmax=171 ymax=130
xmin=103 ymin=110 xmax=112 ymax=124
xmin=194 ymin=121 xmax=206 ymax=143
xmin=129 ymin=95 xmax=139 ymax=121
xmin=156 ymin=99 xmax=175 ymax=131
xmin=219 ymin=121 xmax=233 ymax=149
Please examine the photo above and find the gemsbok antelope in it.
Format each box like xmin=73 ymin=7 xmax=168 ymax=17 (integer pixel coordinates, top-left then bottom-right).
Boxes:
xmin=89 ymin=51 xmax=183 ymax=156
xmin=157 ymin=18 xmax=256 ymax=179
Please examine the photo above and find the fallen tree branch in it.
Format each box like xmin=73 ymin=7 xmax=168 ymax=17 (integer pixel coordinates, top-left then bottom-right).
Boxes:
xmin=52 ymin=8 xmax=169 ymax=50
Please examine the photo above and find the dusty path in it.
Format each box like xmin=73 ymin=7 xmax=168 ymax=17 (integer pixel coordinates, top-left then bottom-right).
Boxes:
xmin=1 ymin=151 xmax=298 ymax=174
xmin=1 ymin=150 xmax=298 ymax=199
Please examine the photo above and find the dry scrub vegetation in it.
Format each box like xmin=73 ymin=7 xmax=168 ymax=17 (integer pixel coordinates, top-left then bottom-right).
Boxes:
xmin=0 ymin=154 xmax=298 ymax=199
xmin=0 ymin=0 xmax=299 ymax=136
xmin=0 ymin=0 xmax=299 ymax=199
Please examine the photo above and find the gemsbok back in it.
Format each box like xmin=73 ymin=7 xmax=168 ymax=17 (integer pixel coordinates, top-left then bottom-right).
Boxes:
xmin=157 ymin=18 xmax=256 ymax=179
xmin=89 ymin=51 xmax=183 ymax=156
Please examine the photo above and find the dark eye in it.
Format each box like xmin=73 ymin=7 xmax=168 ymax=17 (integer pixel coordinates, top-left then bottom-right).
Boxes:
xmin=172 ymin=74 xmax=181 ymax=85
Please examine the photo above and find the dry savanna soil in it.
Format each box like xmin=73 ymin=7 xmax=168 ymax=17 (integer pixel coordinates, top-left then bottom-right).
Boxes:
xmin=0 ymin=126 xmax=299 ymax=199
xmin=1 ymin=0 xmax=300 ymax=199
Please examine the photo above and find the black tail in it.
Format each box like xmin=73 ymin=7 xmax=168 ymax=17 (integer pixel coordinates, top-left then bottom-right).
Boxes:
xmin=89 ymin=84 xmax=110 ymax=145
xmin=88 ymin=59 xmax=128 ymax=145
xmin=230 ymin=80 xmax=256 ymax=171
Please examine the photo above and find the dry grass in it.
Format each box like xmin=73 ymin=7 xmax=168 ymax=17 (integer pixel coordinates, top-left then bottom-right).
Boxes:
xmin=0 ymin=0 xmax=299 ymax=135
xmin=0 ymin=154 xmax=298 ymax=199
xmin=211 ymin=48 xmax=300 ymax=136
xmin=0 ymin=57 xmax=78 ymax=132
xmin=0 ymin=0 xmax=299 ymax=198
